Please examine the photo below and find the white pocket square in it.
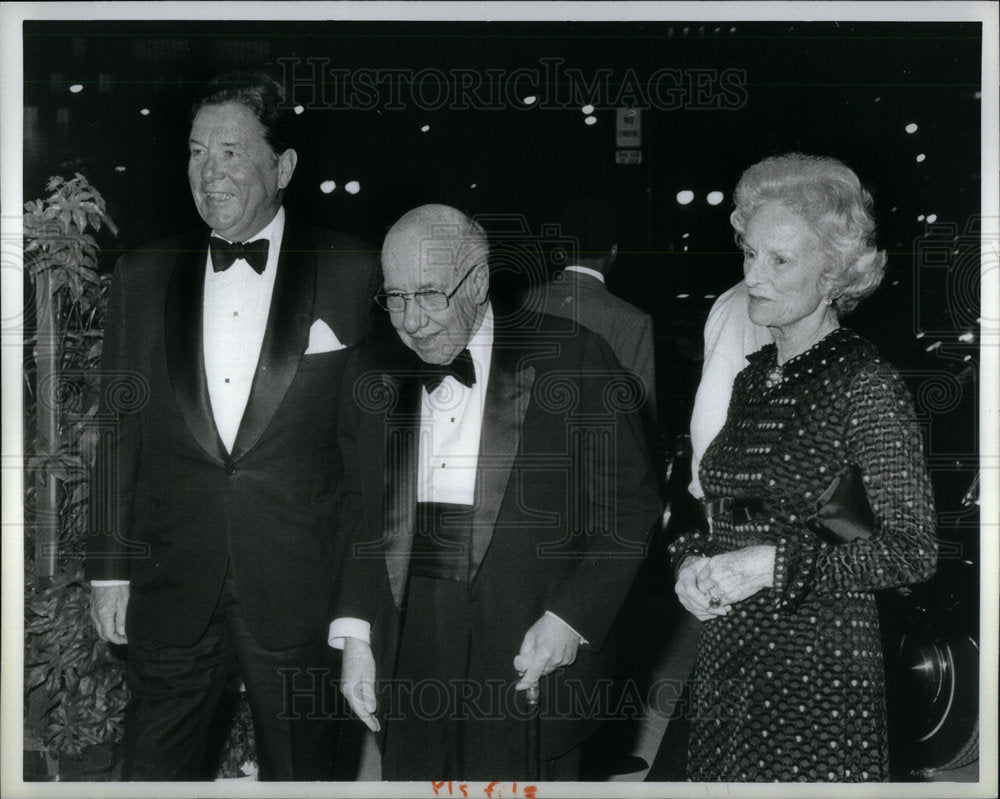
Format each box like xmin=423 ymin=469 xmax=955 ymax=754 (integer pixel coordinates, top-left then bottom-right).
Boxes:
xmin=304 ymin=319 xmax=346 ymax=354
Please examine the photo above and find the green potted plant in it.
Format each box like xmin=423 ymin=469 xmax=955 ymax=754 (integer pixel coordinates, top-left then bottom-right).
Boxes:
xmin=22 ymin=173 xmax=127 ymax=780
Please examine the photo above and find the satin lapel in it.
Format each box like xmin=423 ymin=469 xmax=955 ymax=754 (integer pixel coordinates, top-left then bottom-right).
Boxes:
xmin=165 ymin=232 xmax=227 ymax=464
xmin=470 ymin=343 xmax=535 ymax=581
xmin=383 ymin=374 xmax=423 ymax=609
xmin=230 ymin=218 xmax=315 ymax=461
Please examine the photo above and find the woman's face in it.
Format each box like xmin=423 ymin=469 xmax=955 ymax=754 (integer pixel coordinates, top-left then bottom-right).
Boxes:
xmin=741 ymin=202 xmax=830 ymax=333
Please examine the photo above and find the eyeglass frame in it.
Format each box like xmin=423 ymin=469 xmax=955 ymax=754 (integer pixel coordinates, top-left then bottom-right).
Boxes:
xmin=374 ymin=263 xmax=483 ymax=313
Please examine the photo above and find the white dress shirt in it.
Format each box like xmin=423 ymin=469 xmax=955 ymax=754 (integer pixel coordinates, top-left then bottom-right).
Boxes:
xmin=417 ymin=306 xmax=493 ymax=504
xmin=203 ymin=208 xmax=284 ymax=453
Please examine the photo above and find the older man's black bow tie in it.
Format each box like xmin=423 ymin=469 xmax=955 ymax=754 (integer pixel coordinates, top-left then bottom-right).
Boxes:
xmin=210 ymin=236 xmax=269 ymax=274
xmin=421 ymin=349 xmax=476 ymax=392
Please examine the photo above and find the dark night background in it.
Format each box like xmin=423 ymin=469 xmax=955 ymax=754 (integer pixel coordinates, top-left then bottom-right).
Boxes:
xmin=23 ymin=17 xmax=981 ymax=528
xmin=21 ymin=17 xmax=984 ymax=778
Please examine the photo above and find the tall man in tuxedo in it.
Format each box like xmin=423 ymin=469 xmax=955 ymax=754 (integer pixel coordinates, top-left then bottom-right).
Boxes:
xmin=85 ymin=71 xmax=379 ymax=780
xmin=332 ymin=204 xmax=661 ymax=779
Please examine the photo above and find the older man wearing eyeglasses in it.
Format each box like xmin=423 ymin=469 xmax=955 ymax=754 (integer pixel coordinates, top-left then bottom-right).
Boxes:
xmin=329 ymin=204 xmax=661 ymax=781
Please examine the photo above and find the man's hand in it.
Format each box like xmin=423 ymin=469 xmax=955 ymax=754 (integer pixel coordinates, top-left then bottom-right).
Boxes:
xmin=341 ymin=637 xmax=380 ymax=733
xmin=675 ymin=555 xmax=730 ymax=621
xmin=90 ymin=584 xmax=129 ymax=644
xmin=513 ymin=614 xmax=580 ymax=692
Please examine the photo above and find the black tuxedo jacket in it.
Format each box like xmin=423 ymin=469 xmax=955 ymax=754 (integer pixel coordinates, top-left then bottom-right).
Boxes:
xmin=85 ymin=216 xmax=380 ymax=650
xmin=336 ymin=310 xmax=662 ymax=758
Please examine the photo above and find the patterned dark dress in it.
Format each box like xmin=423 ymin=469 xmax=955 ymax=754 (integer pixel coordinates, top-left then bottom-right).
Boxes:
xmin=670 ymin=328 xmax=936 ymax=782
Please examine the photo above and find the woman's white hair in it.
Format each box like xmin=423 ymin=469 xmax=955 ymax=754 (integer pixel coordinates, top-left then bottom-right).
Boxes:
xmin=730 ymin=153 xmax=887 ymax=315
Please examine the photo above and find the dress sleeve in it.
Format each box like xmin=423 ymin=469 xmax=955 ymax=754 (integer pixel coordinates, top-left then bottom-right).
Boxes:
xmin=667 ymin=529 xmax=711 ymax=580
xmin=770 ymin=362 xmax=937 ymax=608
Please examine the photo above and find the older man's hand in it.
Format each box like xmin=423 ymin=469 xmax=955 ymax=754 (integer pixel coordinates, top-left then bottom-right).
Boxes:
xmin=513 ymin=613 xmax=580 ymax=692
xmin=90 ymin=584 xmax=129 ymax=644
xmin=341 ymin=637 xmax=380 ymax=733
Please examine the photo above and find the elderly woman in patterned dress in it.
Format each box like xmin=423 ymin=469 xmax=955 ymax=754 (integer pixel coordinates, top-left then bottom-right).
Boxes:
xmin=672 ymin=153 xmax=937 ymax=782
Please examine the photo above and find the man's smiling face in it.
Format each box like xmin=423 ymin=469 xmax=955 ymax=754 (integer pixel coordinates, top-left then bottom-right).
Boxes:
xmin=187 ymin=101 xmax=295 ymax=242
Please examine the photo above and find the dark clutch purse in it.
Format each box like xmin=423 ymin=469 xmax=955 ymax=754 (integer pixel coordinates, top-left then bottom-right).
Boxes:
xmin=806 ymin=464 xmax=876 ymax=545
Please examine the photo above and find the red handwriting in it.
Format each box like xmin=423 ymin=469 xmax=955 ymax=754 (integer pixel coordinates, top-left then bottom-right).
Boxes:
xmin=431 ymin=781 xmax=469 ymax=797
xmin=431 ymin=781 xmax=537 ymax=798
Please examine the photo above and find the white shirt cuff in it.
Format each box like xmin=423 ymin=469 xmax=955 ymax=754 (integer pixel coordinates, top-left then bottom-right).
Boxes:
xmin=328 ymin=617 xmax=371 ymax=649
xmin=545 ymin=610 xmax=588 ymax=646
xmin=90 ymin=580 xmax=129 ymax=586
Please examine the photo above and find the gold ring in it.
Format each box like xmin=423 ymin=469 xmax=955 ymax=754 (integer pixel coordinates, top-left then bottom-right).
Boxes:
xmin=709 ymin=596 xmax=722 ymax=608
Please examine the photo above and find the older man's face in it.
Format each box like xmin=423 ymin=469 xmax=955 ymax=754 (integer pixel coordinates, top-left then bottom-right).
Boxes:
xmin=188 ymin=101 xmax=295 ymax=242
xmin=381 ymin=233 xmax=487 ymax=365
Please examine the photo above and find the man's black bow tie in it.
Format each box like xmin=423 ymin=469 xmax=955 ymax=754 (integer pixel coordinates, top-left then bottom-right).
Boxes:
xmin=420 ymin=349 xmax=476 ymax=393
xmin=210 ymin=236 xmax=269 ymax=274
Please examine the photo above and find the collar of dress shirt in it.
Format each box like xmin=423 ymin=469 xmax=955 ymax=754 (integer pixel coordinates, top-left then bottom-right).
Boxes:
xmin=209 ymin=206 xmax=285 ymax=274
xmin=464 ymin=302 xmax=494 ymax=388
xmin=564 ymin=264 xmax=605 ymax=284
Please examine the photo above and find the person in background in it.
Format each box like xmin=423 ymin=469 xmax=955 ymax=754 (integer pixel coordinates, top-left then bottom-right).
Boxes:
xmin=86 ymin=70 xmax=379 ymax=780
xmin=332 ymin=204 xmax=661 ymax=780
xmin=671 ymin=153 xmax=936 ymax=781
xmin=521 ymin=196 xmax=656 ymax=431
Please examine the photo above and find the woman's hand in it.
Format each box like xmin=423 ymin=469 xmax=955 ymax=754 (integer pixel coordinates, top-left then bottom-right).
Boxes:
xmin=675 ymin=556 xmax=732 ymax=621
xmin=695 ymin=545 xmax=776 ymax=609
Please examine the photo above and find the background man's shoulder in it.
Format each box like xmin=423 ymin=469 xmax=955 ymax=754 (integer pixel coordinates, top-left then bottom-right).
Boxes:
xmin=599 ymin=290 xmax=652 ymax=324
xmin=495 ymin=307 xmax=577 ymax=346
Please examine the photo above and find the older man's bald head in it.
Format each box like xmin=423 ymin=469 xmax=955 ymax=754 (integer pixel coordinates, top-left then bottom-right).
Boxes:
xmin=380 ymin=204 xmax=490 ymax=365
xmin=382 ymin=204 xmax=489 ymax=279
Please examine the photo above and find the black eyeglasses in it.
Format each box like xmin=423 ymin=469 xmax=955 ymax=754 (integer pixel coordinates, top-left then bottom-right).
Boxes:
xmin=375 ymin=264 xmax=481 ymax=313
